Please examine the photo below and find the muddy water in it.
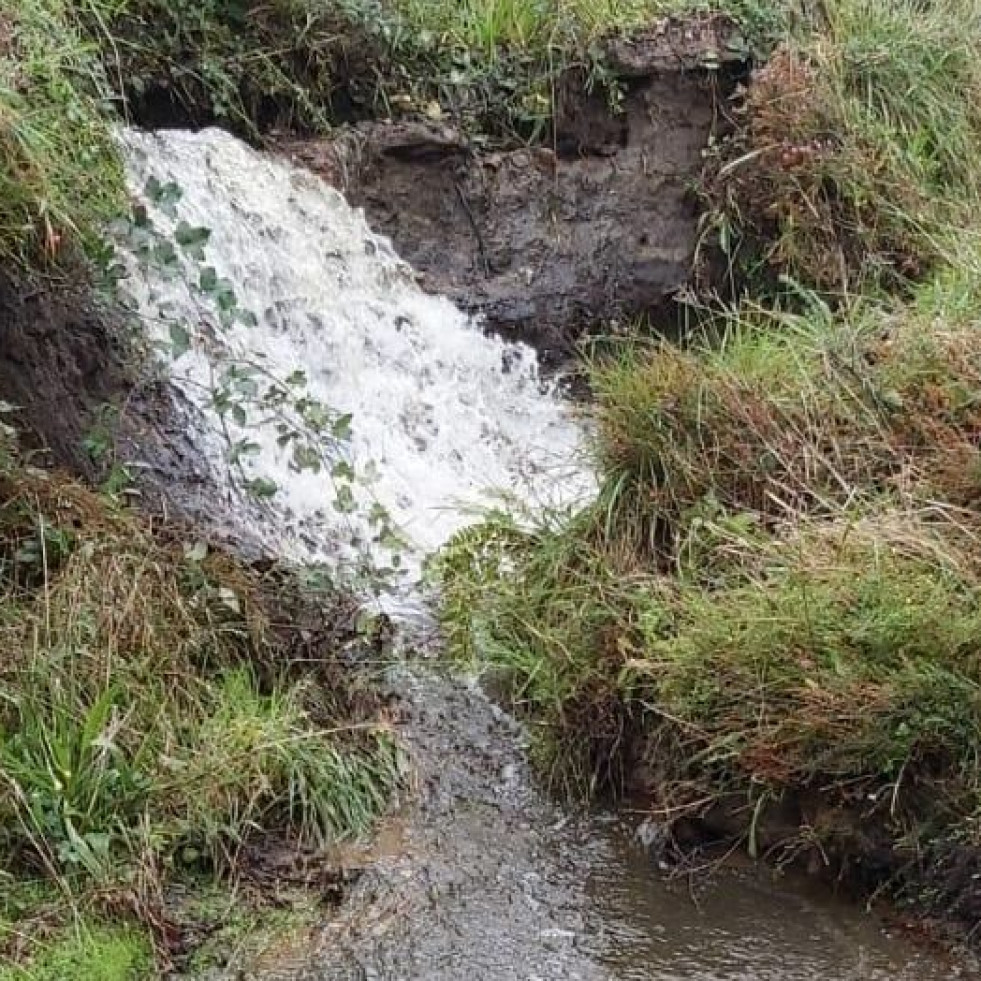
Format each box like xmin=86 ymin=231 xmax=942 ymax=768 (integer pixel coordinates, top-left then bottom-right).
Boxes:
xmin=270 ymin=670 xmax=964 ymax=981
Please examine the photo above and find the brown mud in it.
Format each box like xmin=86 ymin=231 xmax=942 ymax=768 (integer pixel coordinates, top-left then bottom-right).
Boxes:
xmin=0 ymin=270 xmax=265 ymax=549
xmin=0 ymin=270 xmax=130 ymax=474
xmin=283 ymin=19 xmax=744 ymax=363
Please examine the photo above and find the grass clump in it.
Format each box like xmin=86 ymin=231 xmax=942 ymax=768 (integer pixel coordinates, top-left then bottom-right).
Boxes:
xmin=437 ymin=260 xmax=981 ymax=906
xmin=591 ymin=296 xmax=981 ymax=552
xmin=707 ymin=0 xmax=981 ymax=290
xmin=0 ymin=440 xmax=402 ymax=970
xmin=0 ymin=0 xmax=123 ymax=264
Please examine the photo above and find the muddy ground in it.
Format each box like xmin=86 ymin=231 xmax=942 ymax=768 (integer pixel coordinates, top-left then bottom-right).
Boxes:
xmin=283 ymin=18 xmax=743 ymax=362
xmin=0 ymin=270 xmax=131 ymax=474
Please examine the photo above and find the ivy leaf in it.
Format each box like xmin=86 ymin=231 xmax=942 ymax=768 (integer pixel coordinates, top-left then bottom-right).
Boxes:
xmin=291 ymin=444 xmax=322 ymax=474
xmin=169 ymin=322 xmax=190 ymax=358
xmin=175 ymin=221 xmax=211 ymax=259
xmin=152 ymin=239 xmax=178 ymax=268
xmin=145 ymin=177 xmax=182 ymax=216
xmin=333 ymin=484 xmax=357 ymax=514
xmin=331 ymin=460 xmax=356 ymax=482
xmin=332 ymin=413 xmax=353 ymax=441
xmin=199 ymin=266 xmax=218 ymax=292
xmin=228 ymin=439 xmax=261 ymax=464
xmin=245 ymin=477 xmax=279 ymax=500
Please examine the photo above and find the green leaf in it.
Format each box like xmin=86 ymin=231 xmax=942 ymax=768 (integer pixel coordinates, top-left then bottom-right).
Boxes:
xmin=228 ymin=439 xmax=261 ymax=464
xmin=292 ymin=445 xmax=322 ymax=474
xmin=145 ymin=176 xmax=182 ymax=216
xmin=332 ymin=413 xmax=353 ymax=441
xmin=175 ymin=220 xmax=211 ymax=259
xmin=217 ymin=286 xmax=237 ymax=312
xmin=334 ymin=484 xmax=357 ymax=514
xmin=169 ymin=322 xmax=190 ymax=358
xmin=153 ymin=240 xmax=178 ymax=267
xmin=245 ymin=477 xmax=279 ymax=500
xmin=331 ymin=460 xmax=356 ymax=482
xmin=199 ymin=266 xmax=218 ymax=292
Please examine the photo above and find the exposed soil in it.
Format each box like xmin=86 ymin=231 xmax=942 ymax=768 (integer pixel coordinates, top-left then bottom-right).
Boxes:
xmin=0 ymin=269 xmax=131 ymax=475
xmin=282 ymin=19 xmax=744 ymax=363
xmin=0 ymin=269 xmax=250 ymax=550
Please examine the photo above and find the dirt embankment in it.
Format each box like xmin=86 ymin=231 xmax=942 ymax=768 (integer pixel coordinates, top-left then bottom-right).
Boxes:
xmin=0 ymin=271 xmax=131 ymax=473
xmin=0 ymin=270 xmax=231 ymax=541
xmin=284 ymin=18 xmax=743 ymax=362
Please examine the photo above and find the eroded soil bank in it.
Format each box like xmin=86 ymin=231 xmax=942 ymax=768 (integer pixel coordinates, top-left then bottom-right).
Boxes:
xmin=283 ymin=19 xmax=742 ymax=362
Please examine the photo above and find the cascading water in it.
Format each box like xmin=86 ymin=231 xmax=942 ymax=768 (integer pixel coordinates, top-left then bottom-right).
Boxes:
xmin=116 ymin=127 xmax=592 ymax=603
xmin=114 ymin=128 xmax=961 ymax=981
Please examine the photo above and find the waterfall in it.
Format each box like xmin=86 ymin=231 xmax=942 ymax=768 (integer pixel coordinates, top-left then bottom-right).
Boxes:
xmin=116 ymin=128 xmax=591 ymax=603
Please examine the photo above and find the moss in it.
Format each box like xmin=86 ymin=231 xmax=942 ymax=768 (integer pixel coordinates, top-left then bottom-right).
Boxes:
xmin=0 ymin=921 xmax=153 ymax=981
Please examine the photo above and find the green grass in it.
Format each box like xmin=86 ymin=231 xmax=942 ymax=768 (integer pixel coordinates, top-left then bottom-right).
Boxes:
xmin=707 ymin=0 xmax=981 ymax=289
xmin=0 ymin=920 xmax=152 ymax=981
xmin=437 ymin=255 xmax=981 ymax=882
xmin=0 ymin=438 xmax=403 ymax=971
xmin=0 ymin=0 xmax=124 ymax=264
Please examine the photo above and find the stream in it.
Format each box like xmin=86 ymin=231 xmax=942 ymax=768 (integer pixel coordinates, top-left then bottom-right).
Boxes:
xmin=117 ymin=128 xmax=969 ymax=980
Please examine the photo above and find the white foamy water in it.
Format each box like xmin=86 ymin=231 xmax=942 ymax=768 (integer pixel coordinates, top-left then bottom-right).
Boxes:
xmin=117 ymin=128 xmax=591 ymax=595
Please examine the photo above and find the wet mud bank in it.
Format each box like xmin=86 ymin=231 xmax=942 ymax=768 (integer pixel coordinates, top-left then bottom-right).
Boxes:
xmin=283 ymin=19 xmax=745 ymax=362
xmin=631 ymin=769 xmax=981 ymax=951
xmin=0 ymin=270 xmax=131 ymax=475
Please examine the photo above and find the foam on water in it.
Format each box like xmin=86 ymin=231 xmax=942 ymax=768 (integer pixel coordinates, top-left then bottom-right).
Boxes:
xmin=117 ymin=128 xmax=592 ymax=598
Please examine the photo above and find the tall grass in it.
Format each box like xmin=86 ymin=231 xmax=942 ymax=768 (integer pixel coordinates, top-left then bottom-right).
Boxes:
xmin=709 ymin=0 xmax=981 ymax=289
xmin=0 ymin=442 xmax=403 ymax=966
xmin=437 ymin=254 xmax=981 ymax=890
xmin=0 ymin=0 xmax=123 ymax=264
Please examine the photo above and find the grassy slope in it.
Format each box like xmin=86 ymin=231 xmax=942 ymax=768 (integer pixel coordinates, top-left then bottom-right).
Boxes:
xmin=0 ymin=0 xmax=123 ymax=265
xmin=439 ymin=0 xmax=981 ymax=926
xmin=0 ymin=434 xmax=403 ymax=974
